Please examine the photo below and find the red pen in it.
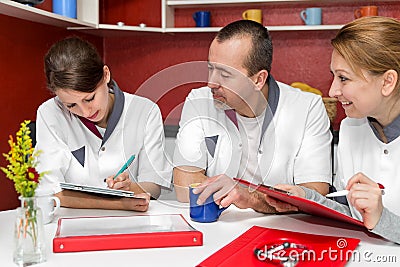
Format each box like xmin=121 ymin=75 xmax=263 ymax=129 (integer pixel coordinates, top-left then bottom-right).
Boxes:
xmin=377 ymin=183 xmax=385 ymax=195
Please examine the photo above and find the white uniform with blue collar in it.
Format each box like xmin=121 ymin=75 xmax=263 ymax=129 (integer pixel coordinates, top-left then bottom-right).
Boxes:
xmin=174 ymin=77 xmax=332 ymax=186
xmin=334 ymin=117 xmax=400 ymax=218
xmin=35 ymin=82 xmax=172 ymax=193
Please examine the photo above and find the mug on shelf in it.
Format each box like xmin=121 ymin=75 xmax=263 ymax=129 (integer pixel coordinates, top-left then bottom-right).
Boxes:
xmin=242 ymin=9 xmax=263 ymax=24
xmin=193 ymin=11 xmax=211 ymax=27
xmin=189 ymin=183 xmax=227 ymax=223
xmin=354 ymin=6 xmax=378 ymax=18
xmin=300 ymin=7 xmax=322 ymax=25
xmin=52 ymin=0 xmax=77 ymax=19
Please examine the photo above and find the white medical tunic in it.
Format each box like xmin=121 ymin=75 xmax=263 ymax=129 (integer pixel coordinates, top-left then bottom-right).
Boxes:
xmin=174 ymin=77 xmax=332 ymax=186
xmin=334 ymin=117 xmax=400 ymax=219
xmin=35 ymin=82 xmax=172 ymax=193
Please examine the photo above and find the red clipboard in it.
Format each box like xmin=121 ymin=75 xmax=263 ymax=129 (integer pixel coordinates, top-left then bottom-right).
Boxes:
xmin=197 ymin=226 xmax=360 ymax=267
xmin=235 ymin=179 xmax=364 ymax=227
xmin=53 ymin=214 xmax=202 ymax=253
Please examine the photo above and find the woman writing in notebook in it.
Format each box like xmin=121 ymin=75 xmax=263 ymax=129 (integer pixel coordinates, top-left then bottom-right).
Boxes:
xmin=35 ymin=37 xmax=172 ymax=211
xmin=267 ymin=16 xmax=400 ymax=244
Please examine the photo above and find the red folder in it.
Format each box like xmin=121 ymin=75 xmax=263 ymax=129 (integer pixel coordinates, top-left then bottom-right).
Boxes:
xmin=53 ymin=214 xmax=202 ymax=253
xmin=197 ymin=226 xmax=360 ymax=267
xmin=236 ymin=179 xmax=364 ymax=227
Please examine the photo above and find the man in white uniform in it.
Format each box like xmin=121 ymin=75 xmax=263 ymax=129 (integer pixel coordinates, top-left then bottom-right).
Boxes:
xmin=173 ymin=20 xmax=332 ymax=213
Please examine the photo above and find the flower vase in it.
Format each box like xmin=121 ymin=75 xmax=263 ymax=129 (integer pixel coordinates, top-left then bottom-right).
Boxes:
xmin=14 ymin=196 xmax=46 ymax=266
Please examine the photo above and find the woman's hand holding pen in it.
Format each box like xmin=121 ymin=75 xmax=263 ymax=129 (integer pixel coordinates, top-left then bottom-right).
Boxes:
xmin=105 ymin=172 xmax=132 ymax=191
xmin=346 ymin=172 xmax=384 ymax=230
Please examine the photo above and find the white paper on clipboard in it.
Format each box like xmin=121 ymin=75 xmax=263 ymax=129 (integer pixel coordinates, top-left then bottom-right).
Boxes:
xmin=60 ymin=182 xmax=135 ymax=198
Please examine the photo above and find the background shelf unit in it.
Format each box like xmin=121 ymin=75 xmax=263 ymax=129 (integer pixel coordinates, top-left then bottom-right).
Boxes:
xmin=0 ymin=0 xmax=98 ymax=28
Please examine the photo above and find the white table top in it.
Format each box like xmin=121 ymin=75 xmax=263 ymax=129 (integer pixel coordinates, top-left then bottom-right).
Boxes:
xmin=0 ymin=200 xmax=399 ymax=267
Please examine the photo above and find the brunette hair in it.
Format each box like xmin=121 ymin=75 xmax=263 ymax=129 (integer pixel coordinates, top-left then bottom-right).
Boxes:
xmin=332 ymin=16 xmax=400 ymax=90
xmin=215 ymin=20 xmax=273 ymax=76
xmin=44 ymin=36 xmax=110 ymax=93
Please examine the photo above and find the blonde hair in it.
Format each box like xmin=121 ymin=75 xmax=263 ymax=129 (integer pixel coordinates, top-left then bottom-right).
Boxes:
xmin=332 ymin=16 xmax=400 ymax=91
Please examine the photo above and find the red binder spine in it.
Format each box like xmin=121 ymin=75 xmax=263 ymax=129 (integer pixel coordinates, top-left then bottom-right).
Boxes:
xmin=53 ymin=214 xmax=203 ymax=253
xmin=53 ymin=231 xmax=203 ymax=252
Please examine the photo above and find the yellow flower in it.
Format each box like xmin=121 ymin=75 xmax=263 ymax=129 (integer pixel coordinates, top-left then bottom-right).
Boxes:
xmin=1 ymin=120 xmax=44 ymax=197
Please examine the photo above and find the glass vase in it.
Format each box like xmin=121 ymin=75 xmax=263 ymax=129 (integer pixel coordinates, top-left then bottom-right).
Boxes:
xmin=14 ymin=196 xmax=46 ymax=266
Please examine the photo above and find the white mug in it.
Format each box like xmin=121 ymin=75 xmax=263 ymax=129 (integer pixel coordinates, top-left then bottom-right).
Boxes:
xmin=36 ymin=188 xmax=61 ymax=224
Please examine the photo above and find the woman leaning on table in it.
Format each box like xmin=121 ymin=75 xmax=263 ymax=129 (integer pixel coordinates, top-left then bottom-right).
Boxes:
xmin=35 ymin=37 xmax=172 ymax=211
xmin=267 ymin=16 xmax=400 ymax=244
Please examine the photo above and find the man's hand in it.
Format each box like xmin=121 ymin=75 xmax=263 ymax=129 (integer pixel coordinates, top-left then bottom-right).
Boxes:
xmin=193 ymin=174 xmax=276 ymax=213
xmin=265 ymin=184 xmax=305 ymax=212
xmin=193 ymin=174 xmax=239 ymax=207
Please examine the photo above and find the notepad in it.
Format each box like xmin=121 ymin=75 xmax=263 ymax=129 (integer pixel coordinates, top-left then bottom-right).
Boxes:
xmin=60 ymin=182 xmax=135 ymax=198
xmin=53 ymin=214 xmax=203 ymax=252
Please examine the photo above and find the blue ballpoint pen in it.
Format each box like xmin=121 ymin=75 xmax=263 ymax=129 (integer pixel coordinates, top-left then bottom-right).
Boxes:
xmin=113 ymin=155 xmax=135 ymax=180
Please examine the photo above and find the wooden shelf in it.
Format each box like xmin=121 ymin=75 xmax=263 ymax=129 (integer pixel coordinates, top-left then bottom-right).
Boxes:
xmin=267 ymin=24 xmax=343 ymax=31
xmin=0 ymin=0 xmax=97 ymax=28
xmin=165 ymin=24 xmax=343 ymax=33
xmin=167 ymin=0 xmax=398 ymax=7
xmin=164 ymin=27 xmax=220 ymax=33
xmin=168 ymin=0 xmax=307 ymax=7
xmin=83 ymin=24 xmax=343 ymax=35
xmin=0 ymin=1 xmax=370 ymax=34
xmin=98 ymin=24 xmax=164 ymax=33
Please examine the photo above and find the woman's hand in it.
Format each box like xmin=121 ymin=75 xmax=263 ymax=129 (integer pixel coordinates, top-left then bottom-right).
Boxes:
xmin=265 ymin=184 xmax=305 ymax=213
xmin=346 ymin=172 xmax=384 ymax=230
xmin=105 ymin=172 xmax=131 ymax=191
xmin=122 ymin=193 xmax=151 ymax=211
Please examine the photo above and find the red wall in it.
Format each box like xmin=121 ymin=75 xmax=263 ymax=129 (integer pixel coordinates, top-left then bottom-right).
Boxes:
xmin=0 ymin=10 xmax=102 ymax=211
xmin=102 ymin=2 xmax=400 ymax=130
xmin=100 ymin=0 xmax=161 ymax=27
xmin=101 ymin=1 xmax=400 ymax=129
xmin=103 ymin=30 xmax=338 ymax=124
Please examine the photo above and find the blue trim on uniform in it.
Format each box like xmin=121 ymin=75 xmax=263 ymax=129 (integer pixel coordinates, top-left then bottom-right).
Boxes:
xmin=205 ymin=135 xmax=219 ymax=157
xmin=368 ymin=114 xmax=400 ymax=143
xmin=71 ymin=146 xmax=85 ymax=167
xmin=102 ymin=80 xmax=125 ymax=146
xmin=260 ymin=75 xmax=280 ymax=145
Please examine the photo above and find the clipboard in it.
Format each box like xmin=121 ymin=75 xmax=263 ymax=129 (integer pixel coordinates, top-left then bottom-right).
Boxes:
xmin=235 ymin=179 xmax=364 ymax=227
xmin=53 ymin=214 xmax=203 ymax=252
xmin=197 ymin=225 xmax=360 ymax=267
xmin=60 ymin=182 xmax=136 ymax=198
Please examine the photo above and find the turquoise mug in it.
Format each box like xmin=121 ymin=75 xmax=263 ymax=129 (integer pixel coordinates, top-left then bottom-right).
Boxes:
xmin=189 ymin=183 xmax=227 ymax=223
xmin=300 ymin=7 xmax=322 ymax=25
xmin=53 ymin=0 xmax=77 ymax=19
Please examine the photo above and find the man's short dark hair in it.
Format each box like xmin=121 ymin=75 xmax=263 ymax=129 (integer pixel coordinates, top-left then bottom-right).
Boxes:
xmin=216 ymin=20 xmax=273 ymax=76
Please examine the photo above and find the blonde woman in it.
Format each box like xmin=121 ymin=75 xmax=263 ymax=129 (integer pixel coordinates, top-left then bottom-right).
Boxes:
xmin=268 ymin=16 xmax=400 ymax=244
